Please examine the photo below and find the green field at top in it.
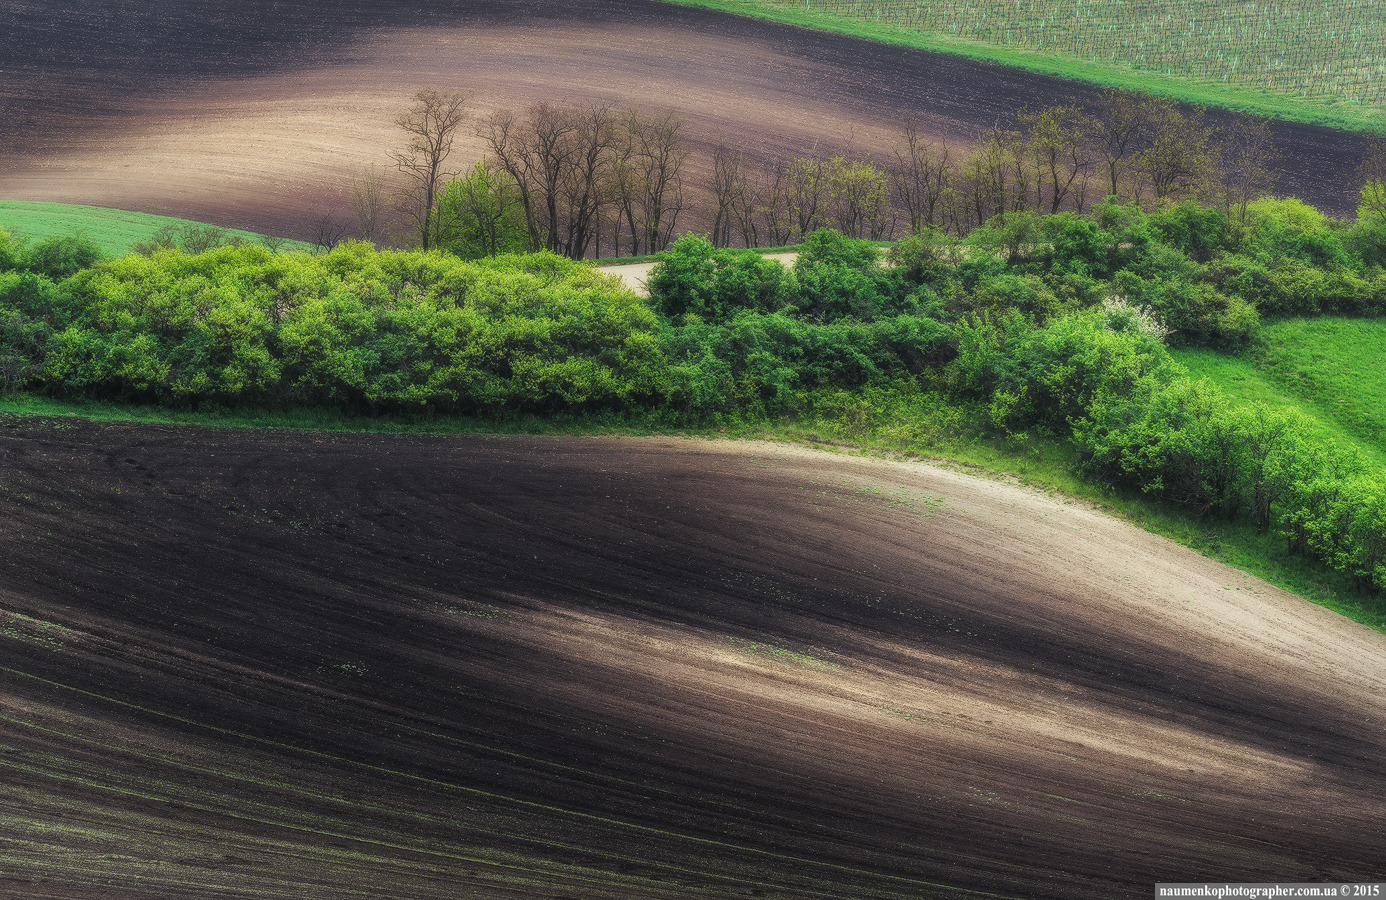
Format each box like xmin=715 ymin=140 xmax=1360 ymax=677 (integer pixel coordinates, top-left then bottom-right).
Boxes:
xmin=664 ymin=0 xmax=1386 ymax=133
xmin=0 ymin=201 xmax=312 ymax=256
xmin=1171 ymin=317 xmax=1386 ymax=468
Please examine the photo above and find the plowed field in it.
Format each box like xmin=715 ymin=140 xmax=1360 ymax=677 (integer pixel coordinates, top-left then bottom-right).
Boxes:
xmin=1 ymin=418 xmax=1382 ymax=898
xmin=0 ymin=0 xmax=1372 ymax=239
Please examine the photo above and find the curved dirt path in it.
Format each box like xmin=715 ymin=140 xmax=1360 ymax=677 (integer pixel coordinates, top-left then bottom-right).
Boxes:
xmin=0 ymin=420 xmax=1381 ymax=899
xmin=0 ymin=0 xmax=1370 ymax=240
xmin=597 ymin=251 xmax=798 ymax=295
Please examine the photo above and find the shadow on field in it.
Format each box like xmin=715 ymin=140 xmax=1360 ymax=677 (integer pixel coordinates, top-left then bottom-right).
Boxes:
xmin=0 ymin=0 xmax=1370 ymax=237
xmin=0 ymin=419 xmax=1382 ymax=898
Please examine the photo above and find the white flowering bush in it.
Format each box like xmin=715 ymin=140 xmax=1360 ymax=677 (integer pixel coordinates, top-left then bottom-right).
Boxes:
xmin=1101 ymin=294 xmax=1171 ymax=342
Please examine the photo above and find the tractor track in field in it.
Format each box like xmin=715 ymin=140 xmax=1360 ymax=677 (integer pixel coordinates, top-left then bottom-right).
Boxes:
xmin=0 ymin=417 xmax=1382 ymax=898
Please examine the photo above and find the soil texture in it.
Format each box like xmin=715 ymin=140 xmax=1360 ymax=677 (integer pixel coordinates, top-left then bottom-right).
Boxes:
xmin=0 ymin=0 xmax=1373 ymax=239
xmin=0 ymin=417 xmax=1382 ymax=898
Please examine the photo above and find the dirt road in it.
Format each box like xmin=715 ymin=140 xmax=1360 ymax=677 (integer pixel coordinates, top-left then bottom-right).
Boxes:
xmin=1 ymin=418 xmax=1381 ymax=898
xmin=597 ymin=251 xmax=798 ymax=295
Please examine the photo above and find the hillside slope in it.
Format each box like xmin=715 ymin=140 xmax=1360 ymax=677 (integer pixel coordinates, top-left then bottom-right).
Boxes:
xmin=0 ymin=0 xmax=1371 ymax=241
xmin=1 ymin=420 xmax=1382 ymax=898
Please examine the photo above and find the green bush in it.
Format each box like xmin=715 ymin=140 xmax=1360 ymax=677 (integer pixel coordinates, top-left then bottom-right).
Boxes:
xmin=1076 ymin=377 xmax=1246 ymax=515
xmin=0 ymin=226 xmax=23 ymax=273
xmin=1041 ymin=213 xmax=1110 ymax=279
xmin=40 ymin=242 xmax=662 ymax=412
xmin=976 ymin=310 xmax=1177 ymax=434
xmin=25 ymin=233 xmax=105 ymax=280
xmin=965 ymin=272 xmax=1064 ymax=322
xmin=647 ymin=235 xmax=796 ymax=323
xmin=1150 ymin=201 xmax=1228 ymax=264
xmin=658 ymin=311 xmax=951 ymax=417
xmin=1237 ymin=197 xmax=1353 ymax=268
xmin=1117 ymin=274 xmax=1258 ymax=349
xmin=793 ymin=228 xmax=880 ymax=271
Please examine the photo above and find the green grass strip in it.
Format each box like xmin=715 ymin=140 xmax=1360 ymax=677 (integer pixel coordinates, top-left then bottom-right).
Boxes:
xmin=0 ymin=201 xmax=312 ymax=256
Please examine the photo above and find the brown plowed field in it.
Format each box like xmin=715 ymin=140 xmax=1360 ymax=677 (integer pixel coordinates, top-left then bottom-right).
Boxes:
xmin=1 ymin=417 xmax=1382 ymax=898
xmin=0 ymin=0 xmax=1373 ymax=240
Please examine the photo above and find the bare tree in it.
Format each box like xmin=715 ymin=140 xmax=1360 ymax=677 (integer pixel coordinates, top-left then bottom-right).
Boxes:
xmin=786 ymin=154 xmax=831 ymax=239
xmin=312 ymin=215 xmax=349 ymax=253
xmin=1140 ymin=104 xmax=1216 ymax=202
xmin=827 ymin=154 xmax=891 ymax=239
xmin=349 ymin=164 xmax=388 ymax=246
xmin=482 ymin=107 xmax=545 ymax=252
xmin=711 ymin=141 xmax=745 ymax=248
xmin=1216 ymin=116 xmax=1279 ymax=224
xmin=1018 ymin=104 xmax=1096 ymax=213
xmin=390 ymin=88 xmax=471 ymax=250
xmin=483 ymin=101 xmax=620 ymax=259
xmin=1087 ymin=89 xmax=1164 ymax=202
xmin=613 ymin=105 xmax=689 ymax=256
xmin=890 ymin=121 xmax=954 ymax=232
xmin=1356 ymin=138 xmax=1386 ymax=222
xmin=961 ymin=129 xmax=1016 ymax=227
xmin=752 ymin=159 xmax=794 ymax=247
xmin=557 ymin=102 xmax=619 ymax=259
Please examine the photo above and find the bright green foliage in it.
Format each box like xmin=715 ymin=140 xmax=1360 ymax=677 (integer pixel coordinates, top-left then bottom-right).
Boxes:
xmin=0 ymin=226 xmax=23 ymax=273
xmin=38 ymin=243 xmax=661 ymax=412
xmin=0 ymin=271 xmax=59 ymax=393
xmin=1150 ymin=201 xmax=1229 ymax=264
xmin=794 ymin=229 xmax=880 ymax=272
xmin=647 ymin=235 xmax=798 ymax=323
xmin=24 ymin=233 xmax=106 ymax=281
xmin=436 ymin=159 xmax=531 ymax=260
xmin=659 ymin=311 xmax=951 ymax=417
xmin=1237 ymin=197 xmax=1352 ymax=269
xmin=0 ymin=201 xmax=309 ymax=256
xmin=1254 ymin=318 xmax=1386 ymax=457
xmin=954 ymin=310 xmax=1177 ymax=434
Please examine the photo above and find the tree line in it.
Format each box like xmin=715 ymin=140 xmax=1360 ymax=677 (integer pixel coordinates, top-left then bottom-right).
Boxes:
xmin=355 ymin=87 xmax=1295 ymax=261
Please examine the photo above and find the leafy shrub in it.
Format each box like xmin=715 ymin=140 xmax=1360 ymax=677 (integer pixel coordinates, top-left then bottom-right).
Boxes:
xmin=1237 ymin=197 xmax=1353 ymax=268
xmin=647 ymin=235 xmax=795 ymax=323
xmin=0 ymin=271 xmax=57 ymax=393
xmin=1076 ymin=377 xmax=1246 ymax=515
xmin=0 ymin=226 xmax=23 ymax=273
xmin=25 ymin=233 xmax=104 ymax=280
xmin=793 ymin=228 xmax=879 ymax=271
xmin=1041 ymin=213 xmax=1110 ymax=278
xmin=965 ymin=272 xmax=1064 ymax=322
xmin=1117 ymin=273 xmax=1258 ymax=349
xmin=659 ymin=312 xmax=951 ymax=417
xmin=979 ymin=311 xmax=1178 ymax=434
xmin=1150 ymin=201 xmax=1228 ymax=263
xmin=41 ymin=243 xmax=662 ymax=412
xmin=886 ymin=229 xmax=956 ymax=288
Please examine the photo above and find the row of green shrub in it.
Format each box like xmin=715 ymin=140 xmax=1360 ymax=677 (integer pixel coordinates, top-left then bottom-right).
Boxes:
xmin=0 ymin=240 xmax=663 ymax=412
xmin=648 ymin=197 xmax=1386 ymax=354
xmin=948 ymin=310 xmax=1386 ymax=591
xmin=3 ymin=195 xmax=1386 ymax=592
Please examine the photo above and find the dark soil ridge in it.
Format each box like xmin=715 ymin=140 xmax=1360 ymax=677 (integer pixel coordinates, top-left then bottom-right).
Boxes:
xmin=0 ymin=418 xmax=1382 ymax=898
xmin=0 ymin=0 xmax=1371 ymax=239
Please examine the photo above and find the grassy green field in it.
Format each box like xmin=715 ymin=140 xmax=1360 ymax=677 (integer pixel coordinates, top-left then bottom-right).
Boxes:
xmin=0 ymin=201 xmax=311 ymax=256
xmin=1252 ymin=317 xmax=1386 ymax=454
xmin=1173 ymin=319 xmax=1386 ymax=467
xmin=1173 ymin=342 xmax=1386 ymax=470
xmin=662 ymin=0 xmax=1386 ymax=132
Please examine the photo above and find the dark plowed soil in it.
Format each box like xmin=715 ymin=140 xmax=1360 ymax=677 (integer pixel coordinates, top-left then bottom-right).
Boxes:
xmin=0 ymin=0 xmax=1372 ymax=238
xmin=0 ymin=417 xmax=1382 ymax=898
